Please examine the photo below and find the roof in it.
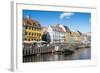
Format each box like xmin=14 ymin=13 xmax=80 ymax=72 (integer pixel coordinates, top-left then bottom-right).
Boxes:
xmin=23 ymin=17 xmax=41 ymax=27
xmin=51 ymin=24 xmax=65 ymax=32
xmin=77 ymin=31 xmax=82 ymax=35
xmin=63 ymin=26 xmax=70 ymax=32
xmin=72 ymin=32 xmax=81 ymax=37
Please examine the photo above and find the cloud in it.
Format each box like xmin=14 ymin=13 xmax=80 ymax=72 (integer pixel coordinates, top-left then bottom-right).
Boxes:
xmin=60 ymin=12 xmax=74 ymax=19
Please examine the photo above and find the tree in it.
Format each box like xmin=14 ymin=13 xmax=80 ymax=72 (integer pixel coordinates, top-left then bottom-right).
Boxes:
xmin=42 ymin=31 xmax=51 ymax=44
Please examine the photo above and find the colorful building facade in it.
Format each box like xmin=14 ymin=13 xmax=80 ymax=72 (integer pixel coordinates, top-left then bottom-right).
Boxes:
xmin=61 ymin=25 xmax=73 ymax=48
xmin=71 ymin=31 xmax=82 ymax=48
xmin=47 ymin=24 xmax=66 ymax=44
xmin=23 ymin=16 xmax=42 ymax=42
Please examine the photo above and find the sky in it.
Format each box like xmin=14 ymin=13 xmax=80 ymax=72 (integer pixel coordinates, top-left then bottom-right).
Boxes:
xmin=23 ymin=10 xmax=91 ymax=33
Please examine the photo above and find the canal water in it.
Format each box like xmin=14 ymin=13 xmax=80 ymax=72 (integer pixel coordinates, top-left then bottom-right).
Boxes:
xmin=23 ymin=48 xmax=91 ymax=62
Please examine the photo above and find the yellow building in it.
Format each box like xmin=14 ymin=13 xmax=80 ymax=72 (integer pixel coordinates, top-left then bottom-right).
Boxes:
xmin=23 ymin=16 xmax=42 ymax=42
xmin=72 ymin=32 xmax=81 ymax=48
xmin=65 ymin=31 xmax=71 ymax=48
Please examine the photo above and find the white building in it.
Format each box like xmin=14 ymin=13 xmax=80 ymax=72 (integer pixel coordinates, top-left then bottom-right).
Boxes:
xmin=81 ymin=32 xmax=91 ymax=44
xmin=47 ymin=24 xmax=66 ymax=44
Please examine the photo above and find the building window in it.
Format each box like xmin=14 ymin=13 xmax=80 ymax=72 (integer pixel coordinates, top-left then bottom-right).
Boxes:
xmin=34 ymin=33 xmax=36 ymax=36
xmin=25 ymin=38 xmax=27 ymax=41
xmin=32 ymin=27 xmax=34 ymax=30
xmin=38 ymin=24 xmax=40 ymax=26
xmin=25 ymin=26 xmax=28 ymax=29
xmin=25 ymin=32 xmax=27 ymax=35
xmin=35 ymin=28 xmax=37 ymax=31
xmin=39 ymin=33 xmax=40 ymax=36
xmin=28 ymin=39 xmax=30 ymax=41
xmin=29 ymin=26 xmax=31 ymax=29
xmin=36 ymin=34 xmax=37 ymax=36
xmin=29 ymin=32 xmax=31 ymax=35
xmin=32 ymin=33 xmax=33 ymax=36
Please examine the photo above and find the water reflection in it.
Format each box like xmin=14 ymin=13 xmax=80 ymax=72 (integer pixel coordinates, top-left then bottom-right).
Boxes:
xmin=23 ymin=48 xmax=91 ymax=62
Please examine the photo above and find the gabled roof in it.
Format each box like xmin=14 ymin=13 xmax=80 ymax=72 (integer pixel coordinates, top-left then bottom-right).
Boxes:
xmin=77 ymin=30 xmax=82 ymax=35
xmin=23 ymin=17 xmax=41 ymax=27
xmin=50 ymin=24 xmax=65 ymax=32
xmin=63 ymin=25 xmax=70 ymax=32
